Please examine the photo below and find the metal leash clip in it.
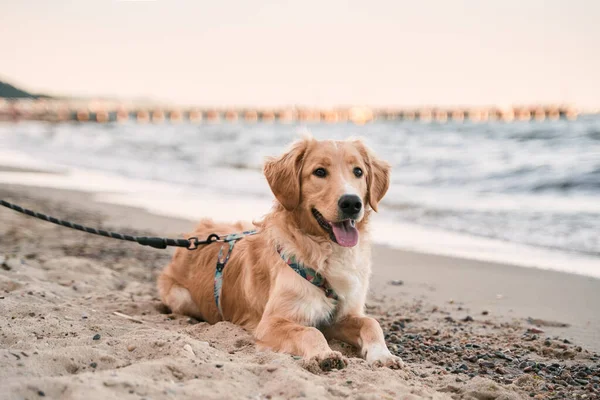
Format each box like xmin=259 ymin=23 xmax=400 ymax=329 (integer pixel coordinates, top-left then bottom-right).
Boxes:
xmin=187 ymin=233 xmax=221 ymax=250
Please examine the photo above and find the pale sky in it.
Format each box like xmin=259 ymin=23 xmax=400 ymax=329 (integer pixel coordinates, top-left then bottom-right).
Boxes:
xmin=1 ymin=0 xmax=599 ymax=108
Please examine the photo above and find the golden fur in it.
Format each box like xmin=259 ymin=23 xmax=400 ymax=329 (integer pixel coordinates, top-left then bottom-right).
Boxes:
xmin=158 ymin=136 xmax=403 ymax=371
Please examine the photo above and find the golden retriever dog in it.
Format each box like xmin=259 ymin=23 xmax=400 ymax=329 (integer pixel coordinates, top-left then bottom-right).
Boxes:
xmin=158 ymin=135 xmax=403 ymax=371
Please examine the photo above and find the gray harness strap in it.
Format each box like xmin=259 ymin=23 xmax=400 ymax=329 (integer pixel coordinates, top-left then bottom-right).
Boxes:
xmin=213 ymin=230 xmax=258 ymax=318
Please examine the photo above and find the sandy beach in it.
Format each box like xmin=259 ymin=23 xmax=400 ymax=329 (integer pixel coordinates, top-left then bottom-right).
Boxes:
xmin=1 ymin=179 xmax=600 ymax=399
xmin=3 ymin=0 xmax=600 ymax=397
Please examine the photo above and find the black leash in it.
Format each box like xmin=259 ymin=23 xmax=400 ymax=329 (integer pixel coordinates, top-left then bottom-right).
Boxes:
xmin=0 ymin=199 xmax=220 ymax=250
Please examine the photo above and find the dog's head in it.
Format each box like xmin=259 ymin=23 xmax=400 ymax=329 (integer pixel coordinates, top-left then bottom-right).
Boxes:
xmin=264 ymin=136 xmax=390 ymax=247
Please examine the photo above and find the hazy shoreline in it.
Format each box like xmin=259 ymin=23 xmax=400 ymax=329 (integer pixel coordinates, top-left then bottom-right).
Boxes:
xmin=3 ymin=118 xmax=599 ymax=262
xmin=1 ymin=152 xmax=599 ymax=280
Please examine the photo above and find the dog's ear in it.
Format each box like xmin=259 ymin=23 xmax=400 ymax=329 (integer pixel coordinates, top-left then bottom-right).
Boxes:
xmin=353 ymin=140 xmax=390 ymax=212
xmin=264 ymin=138 xmax=310 ymax=211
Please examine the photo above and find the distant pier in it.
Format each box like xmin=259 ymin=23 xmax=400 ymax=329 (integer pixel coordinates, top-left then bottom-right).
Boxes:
xmin=0 ymin=99 xmax=581 ymax=124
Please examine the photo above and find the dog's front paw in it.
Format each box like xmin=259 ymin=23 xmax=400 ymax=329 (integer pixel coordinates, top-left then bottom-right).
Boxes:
xmin=303 ymin=351 xmax=347 ymax=373
xmin=366 ymin=345 xmax=405 ymax=369
xmin=370 ymin=353 xmax=404 ymax=369
xmin=315 ymin=350 xmax=348 ymax=371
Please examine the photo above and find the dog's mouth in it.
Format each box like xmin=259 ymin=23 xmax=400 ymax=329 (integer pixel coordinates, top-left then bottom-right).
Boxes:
xmin=312 ymin=208 xmax=358 ymax=248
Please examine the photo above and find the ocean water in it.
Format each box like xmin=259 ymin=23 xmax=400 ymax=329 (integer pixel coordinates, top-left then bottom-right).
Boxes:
xmin=0 ymin=118 xmax=599 ymax=276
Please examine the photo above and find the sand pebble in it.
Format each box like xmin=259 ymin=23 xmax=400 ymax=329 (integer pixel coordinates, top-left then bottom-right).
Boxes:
xmin=2 ymin=255 xmax=23 ymax=271
xmin=527 ymin=327 xmax=544 ymax=334
xmin=127 ymin=345 xmax=136 ymax=352
xmin=183 ymin=344 xmax=195 ymax=357
xmin=92 ymin=334 xmax=101 ymax=341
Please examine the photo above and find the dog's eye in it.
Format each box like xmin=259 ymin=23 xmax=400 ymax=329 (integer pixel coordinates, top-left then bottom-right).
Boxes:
xmin=353 ymin=167 xmax=363 ymax=178
xmin=313 ymin=168 xmax=327 ymax=178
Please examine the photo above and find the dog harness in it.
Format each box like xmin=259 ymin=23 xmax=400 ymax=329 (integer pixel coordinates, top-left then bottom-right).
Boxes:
xmin=213 ymin=231 xmax=339 ymax=319
xmin=214 ymin=230 xmax=258 ymax=317
xmin=277 ymin=246 xmax=339 ymax=302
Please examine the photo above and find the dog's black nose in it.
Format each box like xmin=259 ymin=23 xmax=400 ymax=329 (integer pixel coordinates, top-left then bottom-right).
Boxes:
xmin=338 ymin=194 xmax=362 ymax=216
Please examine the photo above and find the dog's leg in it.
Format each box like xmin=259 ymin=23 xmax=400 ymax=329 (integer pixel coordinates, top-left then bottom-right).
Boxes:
xmin=255 ymin=316 xmax=347 ymax=371
xmin=324 ymin=315 xmax=404 ymax=369
xmin=157 ymin=274 xmax=203 ymax=319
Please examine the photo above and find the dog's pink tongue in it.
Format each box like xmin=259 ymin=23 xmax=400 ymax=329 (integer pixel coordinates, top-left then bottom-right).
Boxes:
xmin=330 ymin=220 xmax=358 ymax=247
